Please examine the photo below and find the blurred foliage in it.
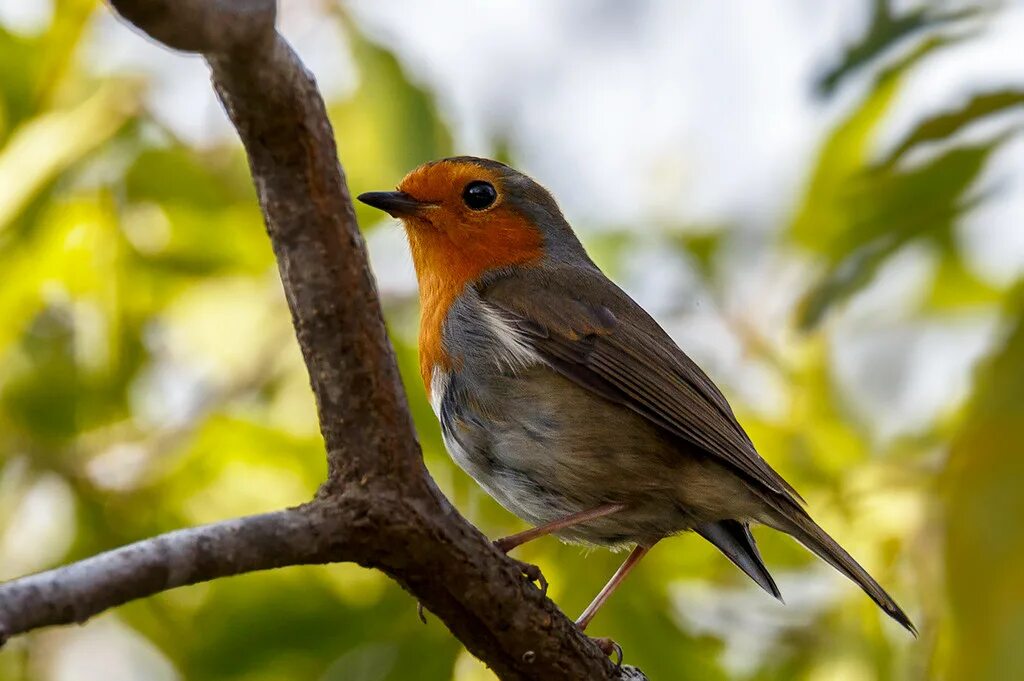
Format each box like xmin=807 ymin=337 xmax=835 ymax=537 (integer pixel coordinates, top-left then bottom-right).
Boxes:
xmin=815 ymin=0 xmax=983 ymax=96
xmin=943 ymin=285 xmax=1024 ymax=681
xmin=793 ymin=32 xmax=1011 ymax=329
xmin=0 ymin=2 xmax=1021 ymax=681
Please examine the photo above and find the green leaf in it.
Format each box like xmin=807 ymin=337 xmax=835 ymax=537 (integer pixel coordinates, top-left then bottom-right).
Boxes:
xmin=816 ymin=0 xmax=982 ymax=96
xmin=792 ymin=31 xmax=1009 ymax=329
xmin=881 ymin=89 xmax=1024 ymax=166
xmin=796 ymin=139 xmax=1002 ymax=329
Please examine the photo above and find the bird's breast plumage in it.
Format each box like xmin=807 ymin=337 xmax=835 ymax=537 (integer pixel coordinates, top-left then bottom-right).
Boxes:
xmin=425 ymin=287 xmax=541 ymax=417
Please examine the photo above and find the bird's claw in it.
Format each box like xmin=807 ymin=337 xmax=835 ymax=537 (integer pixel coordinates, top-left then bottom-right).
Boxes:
xmin=509 ymin=557 xmax=548 ymax=596
xmin=416 ymin=601 xmax=427 ymax=624
xmin=590 ymin=637 xmax=623 ymax=669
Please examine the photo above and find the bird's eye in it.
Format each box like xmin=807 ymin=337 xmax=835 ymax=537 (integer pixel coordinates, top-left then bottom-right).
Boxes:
xmin=462 ymin=180 xmax=497 ymax=210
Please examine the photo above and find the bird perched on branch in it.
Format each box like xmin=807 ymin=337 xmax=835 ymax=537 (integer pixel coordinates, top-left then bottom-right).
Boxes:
xmin=358 ymin=157 xmax=915 ymax=638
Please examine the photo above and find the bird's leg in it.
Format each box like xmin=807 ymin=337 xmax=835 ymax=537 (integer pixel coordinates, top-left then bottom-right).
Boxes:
xmin=576 ymin=543 xmax=652 ymax=631
xmin=493 ymin=503 xmax=627 ymax=553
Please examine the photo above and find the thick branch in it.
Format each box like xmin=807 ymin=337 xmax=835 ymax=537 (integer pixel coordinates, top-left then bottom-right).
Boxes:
xmin=110 ymin=0 xmax=276 ymax=53
xmin=203 ymin=32 xmax=424 ymax=493
xmin=0 ymin=1 xmax=650 ymax=678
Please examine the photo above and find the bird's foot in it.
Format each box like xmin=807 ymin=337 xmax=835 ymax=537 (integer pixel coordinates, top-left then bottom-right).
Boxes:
xmin=590 ymin=636 xmax=623 ymax=669
xmin=508 ymin=556 xmax=548 ymax=597
xmin=416 ymin=601 xmax=427 ymax=624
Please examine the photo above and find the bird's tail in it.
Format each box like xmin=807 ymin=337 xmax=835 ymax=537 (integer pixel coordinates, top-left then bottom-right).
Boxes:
xmin=697 ymin=519 xmax=782 ymax=602
xmin=766 ymin=509 xmax=917 ymax=635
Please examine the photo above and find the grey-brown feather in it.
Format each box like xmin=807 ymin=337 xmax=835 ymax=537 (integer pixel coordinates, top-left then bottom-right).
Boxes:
xmin=439 ymin=284 xmax=766 ymax=547
xmin=479 ymin=263 xmax=805 ymax=507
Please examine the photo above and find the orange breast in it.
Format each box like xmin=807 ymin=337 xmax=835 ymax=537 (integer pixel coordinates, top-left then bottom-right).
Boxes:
xmin=407 ymin=214 xmax=543 ymax=398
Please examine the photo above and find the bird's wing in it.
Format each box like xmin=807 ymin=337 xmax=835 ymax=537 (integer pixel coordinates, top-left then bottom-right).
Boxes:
xmin=478 ymin=265 xmax=804 ymax=506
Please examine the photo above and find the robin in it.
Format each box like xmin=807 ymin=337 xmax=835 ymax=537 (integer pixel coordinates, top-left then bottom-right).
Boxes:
xmin=358 ymin=157 xmax=915 ymax=636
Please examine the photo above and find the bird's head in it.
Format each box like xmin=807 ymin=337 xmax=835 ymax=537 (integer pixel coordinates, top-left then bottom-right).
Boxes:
xmin=358 ymin=157 xmax=585 ymax=286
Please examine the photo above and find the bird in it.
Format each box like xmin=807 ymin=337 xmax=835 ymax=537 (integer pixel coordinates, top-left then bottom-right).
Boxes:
xmin=357 ymin=156 xmax=916 ymax=637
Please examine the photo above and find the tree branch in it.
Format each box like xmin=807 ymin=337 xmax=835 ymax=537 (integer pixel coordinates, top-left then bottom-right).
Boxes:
xmin=202 ymin=10 xmax=424 ymax=494
xmin=0 ymin=500 xmax=370 ymax=641
xmin=0 ymin=1 xmax=649 ymax=678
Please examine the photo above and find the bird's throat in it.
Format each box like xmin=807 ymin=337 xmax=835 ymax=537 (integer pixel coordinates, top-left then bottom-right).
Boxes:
xmin=404 ymin=220 xmax=542 ymax=399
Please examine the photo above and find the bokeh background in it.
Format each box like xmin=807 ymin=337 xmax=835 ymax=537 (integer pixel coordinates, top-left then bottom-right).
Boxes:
xmin=1 ymin=1 xmax=1022 ymax=679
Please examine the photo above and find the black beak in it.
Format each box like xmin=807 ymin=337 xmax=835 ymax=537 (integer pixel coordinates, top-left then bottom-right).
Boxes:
xmin=357 ymin=191 xmax=429 ymax=218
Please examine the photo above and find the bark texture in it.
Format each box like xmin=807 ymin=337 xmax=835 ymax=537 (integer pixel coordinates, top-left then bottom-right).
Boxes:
xmin=0 ymin=1 xmax=649 ymax=679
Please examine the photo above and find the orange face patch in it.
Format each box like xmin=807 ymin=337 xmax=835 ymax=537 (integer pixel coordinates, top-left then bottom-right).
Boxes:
xmin=395 ymin=160 xmax=544 ymax=395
